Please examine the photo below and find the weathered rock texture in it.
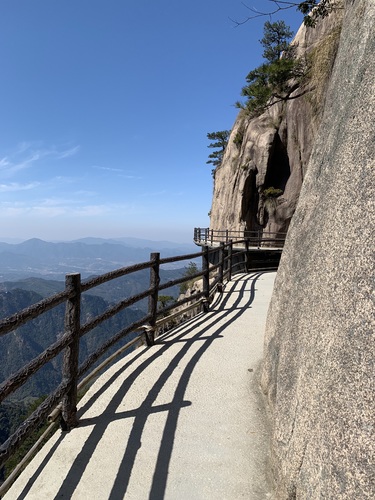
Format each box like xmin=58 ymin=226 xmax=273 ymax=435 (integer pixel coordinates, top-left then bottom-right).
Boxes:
xmin=261 ymin=0 xmax=375 ymax=498
xmin=210 ymin=7 xmax=343 ymax=237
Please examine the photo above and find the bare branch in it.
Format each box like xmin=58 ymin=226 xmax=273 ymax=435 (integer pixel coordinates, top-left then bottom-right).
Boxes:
xmin=231 ymin=1 xmax=341 ymax=28
xmin=230 ymin=1 xmax=302 ymax=27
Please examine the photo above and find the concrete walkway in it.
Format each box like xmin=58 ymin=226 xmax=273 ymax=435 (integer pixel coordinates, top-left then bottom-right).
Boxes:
xmin=5 ymin=271 xmax=276 ymax=500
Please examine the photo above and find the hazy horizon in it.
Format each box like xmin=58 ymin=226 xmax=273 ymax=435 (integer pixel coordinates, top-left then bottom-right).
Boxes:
xmin=0 ymin=231 xmax=197 ymax=246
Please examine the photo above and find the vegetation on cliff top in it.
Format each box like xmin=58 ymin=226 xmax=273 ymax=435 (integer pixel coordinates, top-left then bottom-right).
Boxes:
xmin=236 ymin=20 xmax=309 ymax=117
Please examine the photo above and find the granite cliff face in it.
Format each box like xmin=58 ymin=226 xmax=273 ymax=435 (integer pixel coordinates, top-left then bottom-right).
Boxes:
xmin=209 ymin=1 xmax=374 ymax=497
xmin=261 ymin=0 xmax=375 ymax=498
xmin=210 ymin=7 xmax=343 ymax=236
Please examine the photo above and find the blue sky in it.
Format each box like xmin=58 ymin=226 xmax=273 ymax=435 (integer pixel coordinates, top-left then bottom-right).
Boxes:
xmin=0 ymin=1 xmax=303 ymax=243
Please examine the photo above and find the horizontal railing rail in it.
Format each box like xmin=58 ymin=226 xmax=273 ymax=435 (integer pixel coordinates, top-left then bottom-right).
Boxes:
xmin=194 ymin=227 xmax=287 ymax=248
xmin=0 ymin=236 xmax=279 ymax=494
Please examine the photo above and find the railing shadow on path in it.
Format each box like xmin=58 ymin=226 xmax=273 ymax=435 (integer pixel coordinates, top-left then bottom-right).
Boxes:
xmin=14 ymin=272 xmax=267 ymax=500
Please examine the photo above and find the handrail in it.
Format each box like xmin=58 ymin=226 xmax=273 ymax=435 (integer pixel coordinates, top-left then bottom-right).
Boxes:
xmin=0 ymin=236 xmax=279 ymax=493
xmin=194 ymin=227 xmax=287 ymax=248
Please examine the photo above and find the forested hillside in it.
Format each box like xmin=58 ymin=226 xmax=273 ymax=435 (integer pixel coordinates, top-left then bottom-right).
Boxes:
xmin=0 ymin=265 xmax=183 ymax=397
xmin=0 ymin=288 xmax=143 ymax=401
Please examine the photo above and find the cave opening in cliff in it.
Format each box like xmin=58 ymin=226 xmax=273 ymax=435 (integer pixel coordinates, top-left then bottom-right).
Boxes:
xmin=241 ymin=169 xmax=261 ymax=232
xmin=264 ymin=133 xmax=290 ymax=192
xmin=256 ymin=132 xmax=291 ymax=233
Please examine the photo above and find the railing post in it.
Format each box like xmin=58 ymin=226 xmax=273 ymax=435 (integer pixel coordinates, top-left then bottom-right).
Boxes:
xmin=258 ymin=230 xmax=262 ymax=249
xmin=62 ymin=273 xmax=81 ymax=431
xmin=202 ymin=245 xmax=210 ymax=312
xmin=245 ymin=238 xmax=250 ymax=272
xmin=226 ymin=229 xmax=229 ymax=244
xmin=218 ymin=242 xmax=225 ymax=292
xmin=147 ymin=252 xmax=160 ymax=345
xmin=227 ymin=240 xmax=233 ymax=281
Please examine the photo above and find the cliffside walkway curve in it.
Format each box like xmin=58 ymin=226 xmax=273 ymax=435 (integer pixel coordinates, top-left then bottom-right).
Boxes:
xmin=194 ymin=228 xmax=287 ymax=249
xmin=4 ymin=271 xmax=276 ymax=500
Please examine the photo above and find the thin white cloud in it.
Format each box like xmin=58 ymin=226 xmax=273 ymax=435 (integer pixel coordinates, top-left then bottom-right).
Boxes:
xmin=31 ymin=206 xmax=68 ymax=217
xmin=71 ymin=205 xmax=111 ymax=216
xmin=0 ymin=153 xmax=39 ymax=177
xmin=93 ymin=165 xmax=124 ymax=173
xmin=57 ymin=145 xmax=80 ymax=159
xmin=0 ymin=157 xmax=10 ymax=168
xmin=38 ymin=197 xmax=70 ymax=207
xmin=0 ymin=199 xmax=139 ymax=218
xmin=0 ymin=176 xmax=80 ymax=194
xmin=0 ymin=207 xmax=27 ymax=216
xmin=0 ymin=182 xmax=40 ymax=192
xmin=120 ymin=174 xmax=143 ymax=180
xmin=0 ymin=142 xmax=80 ymax=178
xmin=93 ymin=165 xmax=143 ymax=179
xmin=73 ymin=189 xmax=97 ymax=197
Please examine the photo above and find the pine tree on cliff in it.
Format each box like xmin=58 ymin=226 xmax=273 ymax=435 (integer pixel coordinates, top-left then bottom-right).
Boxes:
xmin=236 ymin=20 xmax=308 ymax=116
xmin=206 ymin=130 xmax=230 ymax=168
xmin=261 ymin=20 xmax=293 ymax=62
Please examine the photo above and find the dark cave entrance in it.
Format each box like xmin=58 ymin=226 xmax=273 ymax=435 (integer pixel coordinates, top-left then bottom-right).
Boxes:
xmin=241 ymin=169 xmax=261 ymax=232
xmin=260 ymin=132 xmax=291 ymax=232
xmin=264 ymin=132 xmax=291 ymax=191
xmin=241 ymin=132 xmax=291 ymax=233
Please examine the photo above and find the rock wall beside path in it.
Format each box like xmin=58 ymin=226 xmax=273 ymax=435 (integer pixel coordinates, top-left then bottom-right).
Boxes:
xmin=261 ymin=1 xmax=375 ymax=498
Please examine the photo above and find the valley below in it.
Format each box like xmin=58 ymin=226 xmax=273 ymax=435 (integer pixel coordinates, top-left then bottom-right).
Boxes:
xmin=0 ymin=237 xmax=196 ymax=465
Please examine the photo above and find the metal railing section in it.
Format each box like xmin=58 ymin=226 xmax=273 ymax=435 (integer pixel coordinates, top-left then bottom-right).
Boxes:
xmin=0 ymin=237 xmax=277 ymax=494
xmin=194 ymin=227 xmax=287 ymax=248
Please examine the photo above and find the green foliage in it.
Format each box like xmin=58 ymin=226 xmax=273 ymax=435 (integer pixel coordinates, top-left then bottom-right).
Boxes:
xmin=263 ymin=186 xmax=283 ymax=198
xmin=0 ymin=288 xmax=145 ymax=401
xmin=238 ymin=21 xmax=310 ymax=117
xmin=206 ymin=130 xmax=230 ymax=168
xmin=179 ymin=262 xmax=199 ymax=294
xmin=158 ymin=295 xmax=175 ymax=311
xmin=158 ymin=295 xmax=174 ymax=307
xmin=261 ymin=20 xmax=294 ymax=63
xmin=0 ymin=402 xmax=27 ymax=447
xmin=297 ymin=1 xmax=335 ymax=27
xmin=233 ymin=128 xmax=245 ymax=148
xmin=0 ymin=397 xmax=47 ymax=481
xmin=241 ymin=57 xmax=300 ymax=116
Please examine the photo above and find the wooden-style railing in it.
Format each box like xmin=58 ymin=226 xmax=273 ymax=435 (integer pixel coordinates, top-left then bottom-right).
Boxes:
xmin=194 ymin=227 xmax=287 ymax=248
xmin=0 ymin=238 xmax=279 ymax=494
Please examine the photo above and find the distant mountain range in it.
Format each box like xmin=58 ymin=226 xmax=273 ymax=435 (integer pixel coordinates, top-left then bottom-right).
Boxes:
xmin=0 ymin=237 xmax=198 ymax=281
